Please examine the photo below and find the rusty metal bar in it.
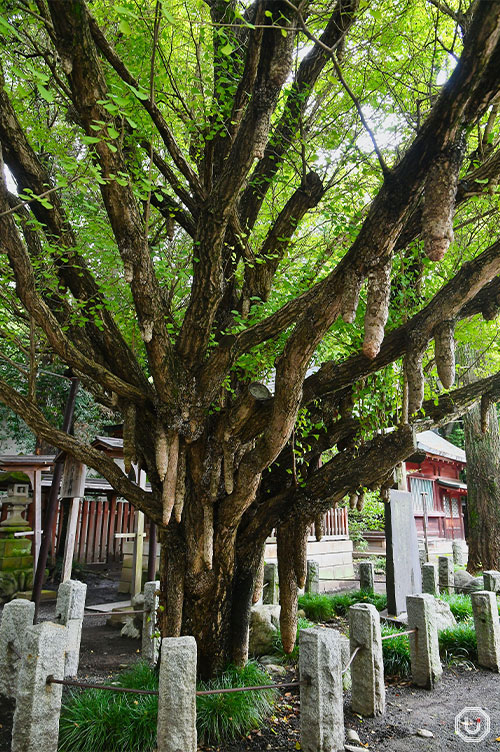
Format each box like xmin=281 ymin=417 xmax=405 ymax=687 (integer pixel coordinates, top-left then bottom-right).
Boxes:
xmin=46 ymin=676 xmax=159 ymax=695
xmin=83 ymin=610 xmax=146 ymax=617
xmin=342 ymin=645 xmax=361 ymax=674
xmin=196 ymin=680 xmax=306 ymax=696
xmin=46 ymin=676 xmax=306 ymax=696
xmin=380 ymin=629 xmax=416 ymax=641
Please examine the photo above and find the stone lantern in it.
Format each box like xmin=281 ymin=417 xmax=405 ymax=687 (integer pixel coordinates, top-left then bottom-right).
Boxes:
xmin=0 ymin=481 xmax=33 ymax=601
xmin=0 ymin=482 xmax=31 ymax=532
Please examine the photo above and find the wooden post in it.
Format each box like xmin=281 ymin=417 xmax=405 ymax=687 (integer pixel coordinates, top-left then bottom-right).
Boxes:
xmin=32 ymin=469 xmax=42 ymax=572
xmin=61 ymin=498 xmax=80 ymax=582
xmin=422 ymin=493 xmax=429 ymax=563
xmin=60 ymin=458 xmax=86 ymax=581
xmin=131 ymin=469 xmax=147 ymax=596
xmin=32 ymin=377 xmax=80 ymax=620
xmin=147 ymin=520 xmax=157 ymax=582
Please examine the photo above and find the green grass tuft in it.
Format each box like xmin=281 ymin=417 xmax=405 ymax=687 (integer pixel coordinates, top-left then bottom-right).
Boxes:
xmin=439 ymin=620 xmax=477 ymax=662
xmin=59 ymin=660 xmax=277 ymax=751
xmin=438 ymin=592 xmax=473 ymax=621
xmin=381 ymin=625 xmax=412 ymax=678
xmin=298 ymin=590 xmax=387 ymax=620
xmin=197 ymin=661 xmax=276 ymax=745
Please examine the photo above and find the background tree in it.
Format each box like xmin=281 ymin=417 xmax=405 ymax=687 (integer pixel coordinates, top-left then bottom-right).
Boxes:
xmin=1 ymin=0 xmax=500 ymax=676
xmin=457 ymin=345 xmax=500 ymax=572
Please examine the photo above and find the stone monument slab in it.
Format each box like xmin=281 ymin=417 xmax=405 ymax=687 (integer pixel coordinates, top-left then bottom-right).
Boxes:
xmin=385 ymin=489 xmax=422 ymax=616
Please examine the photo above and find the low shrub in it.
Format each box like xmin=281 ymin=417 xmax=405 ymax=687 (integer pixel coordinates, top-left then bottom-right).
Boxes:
xmin=298 ymin=590 xmax=387 ymax=620
xmin=439 ymin=620 xmax=477 ymax=663
xmin=298 ymin=593 xmax=335 ymax=621
xmin=197 ymin=662 xmax=277 ymax=745
xmin=59 ymin=660 xmax=276 ymax=751
xmin=438 ymin=593 xmax=473 ymax=621
xmin=381 ymin=625 xmax=411 ymax=678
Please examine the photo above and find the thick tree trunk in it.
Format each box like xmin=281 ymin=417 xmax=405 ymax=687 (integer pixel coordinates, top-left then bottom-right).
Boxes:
xmin=462 ymin=350 xmax=500 ymax=572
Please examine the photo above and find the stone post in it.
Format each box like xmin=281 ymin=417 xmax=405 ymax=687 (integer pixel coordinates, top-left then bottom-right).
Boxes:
xmin=483 ymin=571 xmax=500 ymax=593
xmin=299 ymin=627 xmax=344 ymax=752
xmin=11 ymin=621 xmax=67 ymax=752
xmin=419 ymin=548 xmax=427 ymax=567
xmin=263 ymin=562 xmax=279 ymax=605
xmin=406 ymin=594 xmax=442 ymax=688
xmin=359 ymin=561 xmax=375 ymax=592
xmin=438 ymin=556 xmax=454 ymax=594
xmin=452 ymin=540 xmax=466 ymax=567
xmin=157 ymin=636 xmax=197 ymax=752
xmin=421 ymin=562 xmax=439 ymax=595
xmin=471 ymin=591 xmax=500 ymax=671
xmin=349 ymin=603 xmax=385 ymax=716
xmin=306 ymin=560 xmax=320 ymax=594
xmin=0 ymin=599 xmax=35 ymax=698
xmin=55 ymin=578 xmax=87 ymax=677
xmin=143 ymin=580 xmax=160 ymax=664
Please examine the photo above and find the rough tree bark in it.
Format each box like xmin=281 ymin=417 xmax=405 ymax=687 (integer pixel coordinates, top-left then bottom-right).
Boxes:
xmin=1 ymin=0 xmax=500 ymax=677
xmin=461 ymin=348 xmax=500 ymax=572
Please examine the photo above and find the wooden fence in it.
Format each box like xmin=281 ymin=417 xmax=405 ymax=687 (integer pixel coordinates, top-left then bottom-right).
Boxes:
xmin=1 ymin=497 xmax=348 ymax=566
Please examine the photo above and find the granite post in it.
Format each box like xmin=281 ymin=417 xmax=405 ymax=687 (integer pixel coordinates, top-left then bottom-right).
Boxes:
xmin=452 ymin=540 xmax=466 ymax=567
xmin=349 ymin=603 xmax=385 ymax=716
xmin=0 ymin=599 xmax=35 ymax=698
xmin=143 ymin=580 xmax=160 ymax=664
xmin=483 ymin=571 xmax=500 ymax=593
xmin=406 ymin=594 xmax=442 ymax=688
xmin=263 ymin=563 xmax=279 ymax=605
xmin=157 ymin=636 xmax=197 ymax=752
xmin=11 ymin=621 xmax=67 ymax=752
xmin=471 ymin=591 xmax=500 ymax=671
xmin=438 ymin=556 xmax=454 ymax=594
xmin=299 ymin=627 xmax=344 ymax=752
xmin=306 ymin=560 xmax=320 ymax=594
xmin=421 ymin=562 xmax=439 ymax=596
xmin=55 ymin=578 xmax=87 ymax=677
xmin=359 ymin=561 xmax=375 ymax=592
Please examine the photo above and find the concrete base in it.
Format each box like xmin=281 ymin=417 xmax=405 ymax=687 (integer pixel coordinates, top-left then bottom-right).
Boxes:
xmin=379 ymin=609 xmax=408 ymax=627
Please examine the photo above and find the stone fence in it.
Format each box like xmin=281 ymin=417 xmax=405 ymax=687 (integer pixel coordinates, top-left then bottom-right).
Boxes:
xmin=2 ymin=582 xmax=500 ymax=752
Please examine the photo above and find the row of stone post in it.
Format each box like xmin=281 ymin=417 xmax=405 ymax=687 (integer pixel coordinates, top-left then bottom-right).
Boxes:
xmin=349 ymin=593 xmax=443 ymax=719
xmin=422 ymin=559 xmax=500 ymax=596
xmin=261 ymin=560 xmax=321 ymax=604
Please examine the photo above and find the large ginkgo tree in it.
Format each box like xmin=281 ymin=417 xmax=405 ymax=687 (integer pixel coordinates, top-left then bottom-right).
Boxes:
xmin=1 ymin=0 xmax=500 ymax=676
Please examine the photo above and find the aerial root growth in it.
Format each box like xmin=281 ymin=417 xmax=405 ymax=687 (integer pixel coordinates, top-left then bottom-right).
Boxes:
xmin=363 ymin=261 xmax=391 ymax=359
xmin=252 ymin=547 xmax=266 ymax=604
xmin=341 ymin=272 xmax=363 ymax=324
xmin=174 ymin=443 xmax=186 ymax=523
xmin=155 ymin=425 xmax=169 ymax=481
xmin=406 ymin=346 xmax=425 ymax=415
xmin=434 ymin=320 xmax=456 ymax=389
xmin=314 ymin=513 xmax=325 ymax=541
xmin=202 ymin=503 xmax=214 ymax=570
xmin=162 ymin=432 xmax=179 ymax=526
xmin=277 ymin=521 xmax=299 ymax=654
xmin=422 ymin=150 xmax=461 ymax=261
xmin=123 ymin=402 xmax=137 ymax=475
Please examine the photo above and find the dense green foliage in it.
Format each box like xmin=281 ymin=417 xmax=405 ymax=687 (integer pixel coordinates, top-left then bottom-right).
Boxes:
xmin=298 ymin=590 xmax=387 ymax=621
xmin=59 ymin=660 xmax=276 ymax=751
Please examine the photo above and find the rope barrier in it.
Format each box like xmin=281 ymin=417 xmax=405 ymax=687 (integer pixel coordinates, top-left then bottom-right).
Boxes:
xmin=342 ymin=645 xmax=361 ymax=674
xmin=46 ymin=676 xmax=307 ymax=696
xmin=380 ymin=629 xmax=416 ymax=641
